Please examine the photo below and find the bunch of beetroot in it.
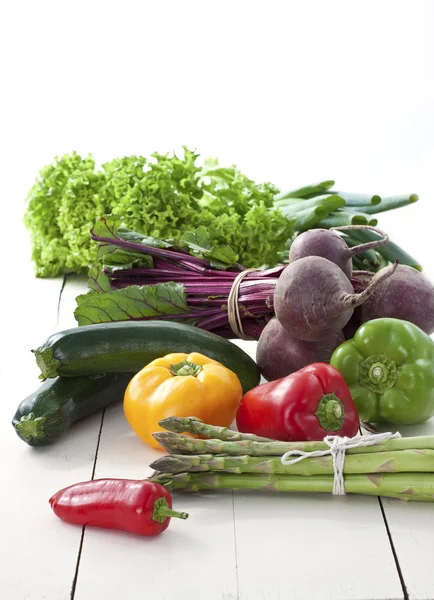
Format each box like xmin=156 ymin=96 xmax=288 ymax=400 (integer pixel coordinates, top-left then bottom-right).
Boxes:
xmin=257 ymin=226 xmax=434 ymax=381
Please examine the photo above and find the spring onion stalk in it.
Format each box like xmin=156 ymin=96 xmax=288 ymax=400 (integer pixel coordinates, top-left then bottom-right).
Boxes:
xmin=343 ymin=235 xmax=382 ymax=270
xmin=277 ymin=195 xmax=346 ymax=230
xmin=351 ymin=194 xmax=418 ymax=215
xmin=352 ymin=256 xmax=376 ymax=273
xmin=347 ymin=228 xmax=422 ymax=271
xmin=317 ymin=210 xmax=378 ymax=228
xmin=274 ymin=194 xmax=344 ymax=213
xmin=292 ymin=206 xmax=331 ymax=231
xmin=331 ymin=192 xmax=382 ymax=206
xmin=273 ymin=180 xmax=335 ymax=201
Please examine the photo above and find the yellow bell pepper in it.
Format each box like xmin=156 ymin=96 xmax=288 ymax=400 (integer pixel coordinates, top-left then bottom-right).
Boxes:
xmin=123 ymin=352 xmax=243 ymax=449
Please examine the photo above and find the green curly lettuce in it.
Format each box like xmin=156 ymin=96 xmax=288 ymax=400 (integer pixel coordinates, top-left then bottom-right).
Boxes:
xmin=56 ymin=159 xmax=106 ymax=273
xmin=102 ymin=150 xmax=206 ymax=239
xmin=25 ymin=153 xmax=88 ymax=277
xmin=24 ymin=148 xmax=295 ymax=277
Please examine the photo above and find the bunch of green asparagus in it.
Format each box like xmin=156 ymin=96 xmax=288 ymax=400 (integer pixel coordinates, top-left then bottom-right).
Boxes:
xmin=149 ymin=417 xmax=434 ymax=502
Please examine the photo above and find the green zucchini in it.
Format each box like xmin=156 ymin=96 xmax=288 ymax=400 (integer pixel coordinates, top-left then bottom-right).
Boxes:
xmin=12 ymin=372 xmax=134 ymax=446
xmin=33 ymin=321 xmax=261 ymax=394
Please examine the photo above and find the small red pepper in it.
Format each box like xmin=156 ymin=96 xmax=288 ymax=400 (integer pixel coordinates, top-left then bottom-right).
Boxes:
xmin=236 ymin=362 xmax=359 ymax=441
xmin=49 ymin=478 xmax=188 ymax=537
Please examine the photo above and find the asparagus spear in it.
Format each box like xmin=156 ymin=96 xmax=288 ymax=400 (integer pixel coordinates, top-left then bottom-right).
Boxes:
xmin=158 ymin=417 xmax=274 ymax=442
xmin=150 ymin=450 xmax=434 ymax=476
xmin=148 ymin=471 xmax=434 ymax=502
xmin=153 ymin=431 xmax=434 ymax=457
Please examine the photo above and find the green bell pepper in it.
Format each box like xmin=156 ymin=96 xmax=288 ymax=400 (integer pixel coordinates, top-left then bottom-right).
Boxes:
xmin=330 ymin=318 xmax=434 ymax=425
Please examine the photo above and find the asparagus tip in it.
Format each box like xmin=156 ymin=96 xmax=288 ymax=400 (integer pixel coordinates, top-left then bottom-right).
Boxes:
xmin=150 ymin=455 xmax=191 ymax=473
xmin=153 ymin=431 xmax=178 ymax=441
xmin=158 ymin=416 xmax=204 ymax=433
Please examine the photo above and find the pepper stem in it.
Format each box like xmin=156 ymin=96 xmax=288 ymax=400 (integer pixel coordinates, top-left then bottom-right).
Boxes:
xmin=169 ymin=360 xmax=202 ymax=377
xmin=314 ymin=394 xmax=345 ymax=431
xmin=158 ymin=507 xmax=189 ymax=519
xmin=359 ymin=353 xmax=398 ymax=393
xmin=152 ymin=497 xmax=189 ymax=523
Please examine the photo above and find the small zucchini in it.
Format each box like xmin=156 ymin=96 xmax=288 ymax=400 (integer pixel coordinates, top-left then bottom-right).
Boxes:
xmin=13 ymin=372 xmax=134 ymax=446
xmin=33 ymin=321 xmax=260 ymax=394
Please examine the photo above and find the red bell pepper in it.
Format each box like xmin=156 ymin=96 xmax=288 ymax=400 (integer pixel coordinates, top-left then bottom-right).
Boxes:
xmin=49 ymin=479 xmax=188 ymax=537
xmin=236 ymin=362 xmax=359 ymax=441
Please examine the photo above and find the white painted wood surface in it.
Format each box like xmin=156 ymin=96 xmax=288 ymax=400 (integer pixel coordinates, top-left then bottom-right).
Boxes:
xmin=372 ymin=419 xmax=434 ymax=600
xmin=3 ymin=243 xmax=434 ymax=600
xmin=0 ymin=242 xmax=100 ymax=599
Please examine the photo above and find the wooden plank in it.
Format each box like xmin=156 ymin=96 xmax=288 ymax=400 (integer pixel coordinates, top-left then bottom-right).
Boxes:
xmin=374 ymin=419 xmax=434 ymax=600
xmin=0 ymin=255 xmax=102 ymax=599
xmin=73 ymin=402 xmax=238 ymax=600
xmin=57 ymin=275 xmax=238 ymax=599
xmin=228 ymin=341 xmax=404 ymax=600
xmin=233 ymin=492 xmax=404 ymax=600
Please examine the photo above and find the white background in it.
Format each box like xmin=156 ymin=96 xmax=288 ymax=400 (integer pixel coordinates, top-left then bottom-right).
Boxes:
xmin=1 ymin=0 xmax=434 ymax=277
xmin=1 ymin=3 xmax=434 ymax=599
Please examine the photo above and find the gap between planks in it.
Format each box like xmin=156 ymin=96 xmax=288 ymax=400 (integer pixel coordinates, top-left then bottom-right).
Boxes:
xmin=70 ymin=408 xmax=107 ymax=599
xmin=231 ymin=492 xmax=240 ymax=600
xmin=360 ymin=425 xmax=408 ymax=600
xmin=378 ymin=498 xmax=409 ymax=600
xmin=55 ymin=274 xmax=68 ymax=330
xmin=53 ymin=273 xmax=107 ymax=599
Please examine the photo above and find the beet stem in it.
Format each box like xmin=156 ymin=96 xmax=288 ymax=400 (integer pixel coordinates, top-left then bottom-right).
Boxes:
xmin=330 ymin=225 xmax=389 ymax=257
xmin=342 ymin=260 xmax=399 ymax=309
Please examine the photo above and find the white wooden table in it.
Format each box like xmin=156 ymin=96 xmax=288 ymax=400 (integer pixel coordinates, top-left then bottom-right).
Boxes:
xmin=2 ymin=239 xmax=434 ymax=600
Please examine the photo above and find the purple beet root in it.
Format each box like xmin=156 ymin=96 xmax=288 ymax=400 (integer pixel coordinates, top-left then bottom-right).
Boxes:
xmin=290 ymin=229 xmax=354 ymax=279
xmin=273 ymin=256 xmax=397 ymax=341
xmin=256 ymin=317 xmax=344 ymax=381
xmin=360 ymin=264 xmax=434 ymax=335
xmin=343 ymin=306 xmax=362 ymax=340
xmin=289 ymin=226 xmax=389 ymax=280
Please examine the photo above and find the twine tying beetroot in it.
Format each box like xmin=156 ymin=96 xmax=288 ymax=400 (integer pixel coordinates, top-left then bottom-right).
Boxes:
xmin=227 ymin=269 xmax=259 ymax=340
